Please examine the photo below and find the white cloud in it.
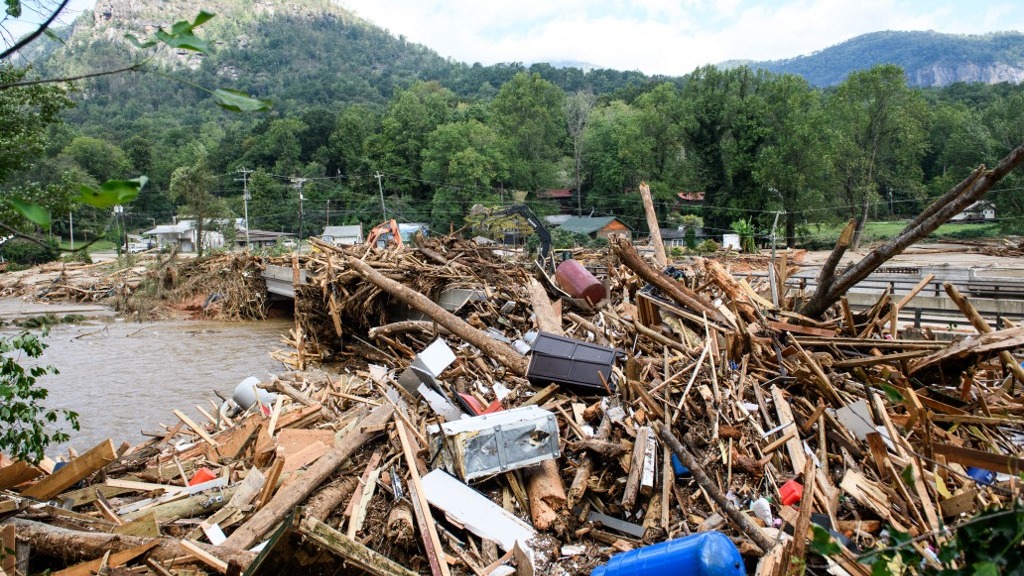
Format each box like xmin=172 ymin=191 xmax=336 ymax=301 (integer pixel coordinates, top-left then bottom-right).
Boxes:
xmin=339 ymin=0 xmax=1024 ymax=75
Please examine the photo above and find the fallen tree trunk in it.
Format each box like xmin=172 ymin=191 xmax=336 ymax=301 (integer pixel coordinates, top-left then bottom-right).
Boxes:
xmin=2 ymin=517 xmax=256 ymax=568
xmin=609 ymin=236 xmax=730 ymax=327
xmin=801 ymin=142 xmax=1024 ymax=318
xmin=223 ymin=402 xmax=394 ymax=550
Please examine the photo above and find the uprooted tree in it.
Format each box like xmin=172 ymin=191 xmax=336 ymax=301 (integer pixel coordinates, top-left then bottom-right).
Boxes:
xmin=799 ymin=140 xmax=1024 ymax=318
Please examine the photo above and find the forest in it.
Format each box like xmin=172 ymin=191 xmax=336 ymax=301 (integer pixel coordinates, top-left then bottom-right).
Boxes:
xmin=3 ymin=10 xmax=1024 ymax=257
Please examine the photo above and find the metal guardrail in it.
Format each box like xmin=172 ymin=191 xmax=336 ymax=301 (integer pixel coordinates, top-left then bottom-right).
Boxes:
xmin=743 ymin=272 xmax=1024 ymax=328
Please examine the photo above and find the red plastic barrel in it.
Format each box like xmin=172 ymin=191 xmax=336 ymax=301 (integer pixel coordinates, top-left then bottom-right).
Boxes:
xmin=555 ymin=259 xmax=606 ymax=304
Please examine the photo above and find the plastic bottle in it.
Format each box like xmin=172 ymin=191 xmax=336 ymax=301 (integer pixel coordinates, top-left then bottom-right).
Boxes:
xmin=591 ymin=531 xmax=744 ymax=576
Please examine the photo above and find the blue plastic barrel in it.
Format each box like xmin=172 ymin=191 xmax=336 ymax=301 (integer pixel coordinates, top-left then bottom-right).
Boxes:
xmin=591 ymin=532 xmax=744 ymax=576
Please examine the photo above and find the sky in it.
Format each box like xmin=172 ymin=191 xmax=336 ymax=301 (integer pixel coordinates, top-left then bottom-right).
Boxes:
xmin=4 ymin=0 xmax=1023 ymax=74
xmin=335 ymin=0 xmax=1024 ymax=76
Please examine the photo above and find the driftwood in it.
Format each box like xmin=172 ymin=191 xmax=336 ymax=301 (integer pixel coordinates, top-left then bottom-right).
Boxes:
xmin=609 ymin=235 xmax=729 ymax=327
xmin=656 ymin=423 xmax=776 ymax=555
xmin=639 ymin=182 xmax=667 ymax=268
xmin=944 ymin=281 xmax=1024 ymax=384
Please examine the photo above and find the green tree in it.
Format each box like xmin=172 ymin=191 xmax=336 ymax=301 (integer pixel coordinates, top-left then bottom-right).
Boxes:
xmin=169 ymin=147 xmax=225 ymax=257
xmin=753 ymin=74 xmax=830 ymax=246
xmin=421 ymin=119 xmax=507 ymax=228
xmin=565 ymin=90 xmax=596 ymax=215
xmin=982 ymin=92 xmax=1024 ymax=233
xmin=679 ymin=66 xmax=773 ymax=232
xmin=581 ymin=100 xmax=646 ymax=222
xmin=62 ymin=136 xmax=131 ymax=184
xmin=365 ymin=81 xmax=454 ymax=200
xmin=491 ymin=72 xmax=567 ymax=192
xmin=826 ymin=64 xmax=928 ymax=247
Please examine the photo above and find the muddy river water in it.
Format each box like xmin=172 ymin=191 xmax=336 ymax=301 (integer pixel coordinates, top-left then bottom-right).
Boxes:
xmin=10 ymin=317 xmax=294 ymax=456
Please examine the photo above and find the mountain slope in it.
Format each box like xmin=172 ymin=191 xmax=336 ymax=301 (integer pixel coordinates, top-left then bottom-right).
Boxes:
xmin=753 ymin=30 xmax=1024 ymax=87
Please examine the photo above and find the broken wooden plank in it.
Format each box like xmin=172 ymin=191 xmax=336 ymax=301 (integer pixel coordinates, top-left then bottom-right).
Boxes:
xmin=396 ymin=416 xmax=451 ymax=576
xmin=21 ymin=439 xmax=117 ymax=500
xmin=180 ymin=539 xmax=228 ymax=573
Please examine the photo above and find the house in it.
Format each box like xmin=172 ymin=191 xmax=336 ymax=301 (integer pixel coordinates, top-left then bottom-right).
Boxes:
xmin=557 ymin=216 xmax=633 ymax=240
xmin=537 ymin=188 xmax=575 ymax=214
xmin=143 ymin=220 xmax=225 ymax=252
xmin=659 ymin=226 xmax=705 ymax=247
xmin=235 ymin=229 xmax=296 ymax=249
xmin=676 ymin=191 xmax=705 ymax=205
xmin=950 ymin=201 xmax=995 ymax=222
xmin=321 ymin=224 xmax=364 ymax=246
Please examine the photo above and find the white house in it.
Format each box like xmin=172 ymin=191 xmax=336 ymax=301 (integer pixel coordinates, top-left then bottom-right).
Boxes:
xmin=322 ymin=224 xmax=364 ymax=246
xmin=950 ymin=201 xmax=996 ymax=222
xmin=143 ymin=220 xmax=225 ymax=252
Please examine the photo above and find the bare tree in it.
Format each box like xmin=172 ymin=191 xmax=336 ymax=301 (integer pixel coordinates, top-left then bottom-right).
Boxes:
xmin=565 ymin=90 xmax=596 ymax=215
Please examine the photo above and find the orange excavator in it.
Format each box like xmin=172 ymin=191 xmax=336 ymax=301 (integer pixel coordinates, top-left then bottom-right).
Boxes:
xmin=365 ymin=219 xmax=403 ymax=249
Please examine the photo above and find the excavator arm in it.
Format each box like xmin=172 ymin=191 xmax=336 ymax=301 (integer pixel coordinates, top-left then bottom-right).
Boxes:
xmin=365 ymin=219 xmax=403 ymax=249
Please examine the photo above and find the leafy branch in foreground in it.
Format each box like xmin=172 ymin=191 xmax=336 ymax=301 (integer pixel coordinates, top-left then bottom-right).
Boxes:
xmin=0 ymin=331 xmax=79 ymax=464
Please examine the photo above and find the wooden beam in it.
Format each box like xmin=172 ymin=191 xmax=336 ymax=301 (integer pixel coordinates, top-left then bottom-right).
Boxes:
xmin=300 ymin=516 xmax=418 ymax=576
xmin=21 ymin=439 xmax=117 ymax=500
xmin=180 ymin=539 xmax=228 ymax=574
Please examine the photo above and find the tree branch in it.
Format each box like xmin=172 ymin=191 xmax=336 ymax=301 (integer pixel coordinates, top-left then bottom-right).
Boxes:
xmin=0 ymin=0 xmax=72 ymax=60
xmin=0 ymin=61 xmax=147 ymax=90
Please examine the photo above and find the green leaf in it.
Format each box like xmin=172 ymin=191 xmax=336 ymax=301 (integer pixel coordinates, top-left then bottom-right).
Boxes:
xmin=212 ymin=89 xmax=272 ymax=112
xmin=74 ymin=177 xmax=148 ymax=208
xmin=42 ymin=29 xmax=66 ymax=46
xmin=881 ymin=383 xmax=904 ymax=404
xmin=972 ymin=562 xmax=1000 ymax=576
xmin=7 ymin=198 xmax=50 ymax=228
xmin=900 ymin=464 xmax=915 ymax=487
xmin=154 ymin=29 xmax=211 ymax=53
xmin=124 ymin=33 xmax=157 ymax=49
xmin=5 ymin=0 xmax=21 ymax=18
xmin=808 ymin=524 xmax=842 ymax=556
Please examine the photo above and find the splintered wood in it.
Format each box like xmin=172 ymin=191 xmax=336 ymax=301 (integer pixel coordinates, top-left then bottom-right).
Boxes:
xmin=2 ymin=231 xmax=1023 ymax=576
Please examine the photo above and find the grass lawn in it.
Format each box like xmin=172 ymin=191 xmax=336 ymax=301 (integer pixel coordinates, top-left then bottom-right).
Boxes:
xmin=58 ymin=239 xmax=116 ymax=251
xmin=802 ymin=220 xmax=1000 ymax=247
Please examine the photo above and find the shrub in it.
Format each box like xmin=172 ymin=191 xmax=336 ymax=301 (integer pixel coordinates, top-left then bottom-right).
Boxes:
xmin=1 ymin=238 xmax=59 ymax=266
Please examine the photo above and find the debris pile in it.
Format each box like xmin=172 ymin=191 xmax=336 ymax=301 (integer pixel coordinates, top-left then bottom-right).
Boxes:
xmin=0 ymin=252 xmax=269 ymax=320
xmin=1 ymin=232 xmax=1022 ymax=575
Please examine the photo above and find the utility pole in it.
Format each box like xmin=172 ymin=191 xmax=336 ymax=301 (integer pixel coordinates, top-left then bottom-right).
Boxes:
xmin=236 ymin=168 xmax=253 ymax=250
xmin=69 ymin=212 xmax=74 ymax=251
xmin=325 ymin=199 xmax=330 ymax=227
xmin=292 ymin=177 xmax=307 ymax=247
xmin=113 ymin=205 xmax=125 ymax=256
xmin=374 ymin=172 xmax=386 ymax=221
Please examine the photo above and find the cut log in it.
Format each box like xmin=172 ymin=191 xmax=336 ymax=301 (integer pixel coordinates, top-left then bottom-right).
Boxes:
xmin=639 ymin=182 xmax=667 ymax=268
xmin=2 ymin=517 xmax=256 ymax=568
xmin=222 ymin=402 xmax=394 ymax=551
